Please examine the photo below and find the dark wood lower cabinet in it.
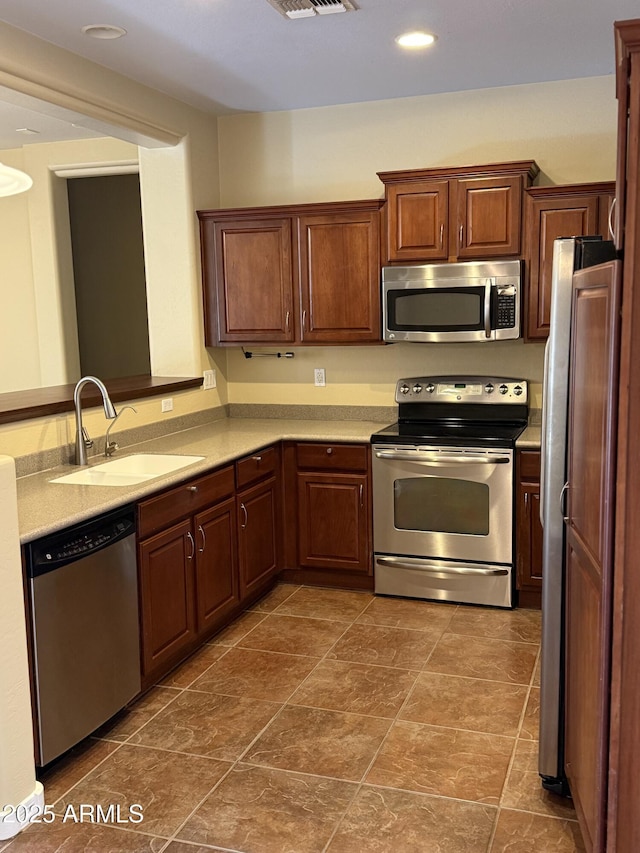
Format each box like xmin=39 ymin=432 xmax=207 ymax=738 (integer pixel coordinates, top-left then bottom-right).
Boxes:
xmin=138 ymin=519 xmax=197 ymax=682
xmin=237 ymin=476 xmax=279 ymax=599
xmin=516 ymin=450 xmax=543 ymax=608
xmin=194 ymin=497 xmax=239 ymax=636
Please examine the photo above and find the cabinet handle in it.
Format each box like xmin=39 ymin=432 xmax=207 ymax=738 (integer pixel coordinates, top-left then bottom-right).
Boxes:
xmin=459 ymin=224 xmax=464 ymax=248
xmin=187 ymin=485 xmax=198 ymax=493
xmin=198 ymin=524 xmax=206 ymax=553
xmin=524 ymin=491 xmax=529 ymax=510
xmin=186 ymin=531 xmax=195 ymax=560
xmin=240 ymin=502 xmax=248 ymax=529
xmin=359 ymin=483 xmax=364 ymax=508
xmin=252 ymin=455 xmax=262 ymax=463
xmin=302 ymin=309 xmax=307 ymax=330
xmin=285 ymin=310 xmax=290 ymax=331
xmin=439 ymin=223 xmax=444 ymax=248
xmin=609 ymin=197 xmax=616 ymax=241
xmin=326 ymin=447 xmax=333 ymax=455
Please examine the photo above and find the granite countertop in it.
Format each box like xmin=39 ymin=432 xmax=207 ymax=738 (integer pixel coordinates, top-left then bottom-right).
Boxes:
xmin=16 ymin=417 xmax=385 ymax=543
xmin=16 ymin=414 xmax=542 ymax=543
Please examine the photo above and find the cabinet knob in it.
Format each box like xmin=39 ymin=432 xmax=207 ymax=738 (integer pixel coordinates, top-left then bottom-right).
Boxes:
xmin=326 ymin=447 xmax=333 ymax=455
xmin=187 ymin=485 xmax=198 ymax=493
xmin=252 ymin=456 xmax=262 ymax=463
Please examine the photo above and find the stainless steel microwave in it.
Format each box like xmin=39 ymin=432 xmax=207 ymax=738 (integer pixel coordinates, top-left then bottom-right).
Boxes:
xmin=382 ymin=259 xmax=522 ymax=343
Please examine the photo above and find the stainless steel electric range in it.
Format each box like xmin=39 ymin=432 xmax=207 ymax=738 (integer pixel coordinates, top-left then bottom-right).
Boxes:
xmin=371 ymin=376 xmax=528 ymax=608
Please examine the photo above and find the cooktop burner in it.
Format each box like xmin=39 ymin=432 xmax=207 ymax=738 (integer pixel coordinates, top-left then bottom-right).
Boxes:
xmin=371 ymin=375 xmax=529 ymax=449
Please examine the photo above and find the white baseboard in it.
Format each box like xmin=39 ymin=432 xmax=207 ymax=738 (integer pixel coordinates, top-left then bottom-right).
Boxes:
xmin=0 ymin=782 xmax=45 ymax=840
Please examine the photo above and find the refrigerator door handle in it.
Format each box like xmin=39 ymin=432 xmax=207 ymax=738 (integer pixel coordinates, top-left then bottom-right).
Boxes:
xmin=540 ymin=338 xmax=551 ymax=526
xmin=560 ymin=481 xmax=569 ymax=521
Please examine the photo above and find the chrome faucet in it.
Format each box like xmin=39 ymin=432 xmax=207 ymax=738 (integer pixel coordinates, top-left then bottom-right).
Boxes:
xmin=73 ymin=376 xmax=117 ymax=466
xmin=104 ymin=405 xmax=137 ymax=457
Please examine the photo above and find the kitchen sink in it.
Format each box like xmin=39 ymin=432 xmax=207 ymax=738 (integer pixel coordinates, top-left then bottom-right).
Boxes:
xmin=50 ymin=454 xmax=205 ymax=486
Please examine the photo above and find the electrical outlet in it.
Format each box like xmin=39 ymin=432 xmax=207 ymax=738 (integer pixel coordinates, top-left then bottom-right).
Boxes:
xmin=161 ymin=398 xmax=174 ymax=413
xmin=314 ymin=368 xmax=326 ymax=387
xmin=203 ymin=369 xmax=216 ymax=389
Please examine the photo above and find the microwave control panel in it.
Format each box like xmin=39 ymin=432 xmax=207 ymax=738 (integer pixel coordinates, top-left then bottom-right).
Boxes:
xmin=494 ymin=285 xmax=518 ymax=329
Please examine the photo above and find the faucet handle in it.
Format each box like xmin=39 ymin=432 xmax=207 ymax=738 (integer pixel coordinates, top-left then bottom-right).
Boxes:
xmin=81 ymin=426 xmax=93 ymax=449
xmin=105 ymin=441 xmax=119 ymax=457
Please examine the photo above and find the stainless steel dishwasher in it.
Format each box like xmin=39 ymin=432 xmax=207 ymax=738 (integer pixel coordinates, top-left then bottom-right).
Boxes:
xmin=25 ymin=505 xmax=141 ymax=766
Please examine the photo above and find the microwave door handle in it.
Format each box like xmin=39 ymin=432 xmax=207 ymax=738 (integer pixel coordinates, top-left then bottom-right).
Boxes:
xmin=484 ymin=280 xmax=492 ymax=338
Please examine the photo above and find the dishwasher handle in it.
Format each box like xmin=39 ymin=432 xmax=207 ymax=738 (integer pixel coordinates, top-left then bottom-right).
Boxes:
xmin=26 ymin=505 xmax=136 ymax=576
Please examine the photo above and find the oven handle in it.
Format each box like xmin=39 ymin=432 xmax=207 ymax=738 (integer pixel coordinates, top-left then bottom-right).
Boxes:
xmin=376 ymin=556 xmax=509 ymax=576
xmin=374 ymin=450 xmax=510 ymax=465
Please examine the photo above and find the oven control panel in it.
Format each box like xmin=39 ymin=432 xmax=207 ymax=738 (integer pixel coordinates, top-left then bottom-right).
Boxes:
xmin=395 ymin=376 xmax=528 ymax=404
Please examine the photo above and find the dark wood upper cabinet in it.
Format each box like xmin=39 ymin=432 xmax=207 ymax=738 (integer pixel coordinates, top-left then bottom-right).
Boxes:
xmin=198 ymin=200 xmax=383 ymax=346
xmin=524 ymin=183 xmax=615 ymax=341
xmin=378 ymin=160 xmax=539 ymax=264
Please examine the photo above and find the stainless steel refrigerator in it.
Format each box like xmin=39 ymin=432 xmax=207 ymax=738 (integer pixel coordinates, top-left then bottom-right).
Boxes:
xmin=538 ymin=236 xmax=617 ymax=794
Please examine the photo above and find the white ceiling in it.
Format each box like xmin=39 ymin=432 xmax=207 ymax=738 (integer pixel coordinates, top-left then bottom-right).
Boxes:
xmin=0 ymin=0 xmax=638 ymax=149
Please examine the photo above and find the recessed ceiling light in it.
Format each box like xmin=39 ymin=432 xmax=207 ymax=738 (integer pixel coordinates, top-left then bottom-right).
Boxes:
xmin=395 ymin=31 xmax=437 ymax=49
xmin=81 ymin=24 xmax=127 ymax=40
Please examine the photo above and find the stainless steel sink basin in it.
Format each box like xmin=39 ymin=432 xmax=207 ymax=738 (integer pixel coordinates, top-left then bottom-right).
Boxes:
xmin=50 ymin=454 xmax=205 ymax=486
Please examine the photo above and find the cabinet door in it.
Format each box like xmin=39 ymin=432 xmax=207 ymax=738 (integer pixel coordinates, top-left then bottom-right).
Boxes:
xmin=138 ymin=519 xmax=196 ymax=680
xmin=456 ymin=176 xmax=522 ymax=259
xmin=564 ymin=261 xmax=621 ymax=852
xmin=237 ymin=476 xmax=279 ymax=600
xmin=383 ymin=180 xmax=449 ymax=262
xmin=297 ymin=210 xmax=381 ymax=342
xmin=297 ymin=472 xmax=371 ymax=573
xmin=194 ymin=497 xmax=239 ymax=638
xmin=516 ymin=464 xmax=543 ymax=605
xmin=208 ymin=218 xmax=295 ymax=343
xmin=526 ymin=195 xmax=599 ymax=340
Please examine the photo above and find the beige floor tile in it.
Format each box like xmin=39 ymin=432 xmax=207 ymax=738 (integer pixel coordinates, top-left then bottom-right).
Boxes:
xmin=38 ymin=737 xmax=121 ymax=806
xmin=208 ymin=610 xmax=267 ymax=646
xmin=327 ymin=622 xmax=437 ymax=669
xmin=190 ymin=646 xmax=319 ymax=702
xmin=401 ymin=671 xmax=529 ymax=736
xmin=425 ymin=633 xmax=538 ymax=684
xmin=129 ymin=690 xmax=281 ymax=761
xmin=356 ymin=596 xmax=457 ymax=633
xmin=532 ymin=653 xmax=541 ymax=687
xmin=447 ymin=606 xmax=542 ymax=644
xmin=164 ymin=843 xmax=221 ymax=853
xmin=177 ymin=764 xmax=356 ymax=852
xmin=237 ymin=613 xmax=348 ymax=657
xmin=2 ymin=821 xmax=167 ymax=852
xmin=491 ymin=809 xmax=585 ymax=852
xmin=366 ymin=720 xmax=514 ymax=805
xmin=274 ymin=586 xmax=374 ymax=621
xmin=161 ymin=643 xmax=229 ymax=689
xmin=289 ymin=659 xmax=418 ymax=718
xmin=327 ymin=785 xmax=496 ymax=853
xmin=520 ymin=687 xmax=541 ymax=740
xmin=94 ymin=686 xmax=181 ymax=742
xmin=57 ymin=744 xmax=229 ymax=837
xmin=247 ymin=583 xmax=300 ymax=612
xmin=501 ymin=740 xmax=577 ymax=819
xmin=245 ymin=704 xmax=391 ymax=781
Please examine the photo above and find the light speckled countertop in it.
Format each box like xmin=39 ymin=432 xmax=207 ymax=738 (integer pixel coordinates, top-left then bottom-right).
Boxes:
xmin=16 ymin=415 xmax=542 ymax=543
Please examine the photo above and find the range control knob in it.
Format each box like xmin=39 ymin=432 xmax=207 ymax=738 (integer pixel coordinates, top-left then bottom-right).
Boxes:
xmin=412 ymin=384 xmax=423 ymax=394
xmin=499 ymin=384 xmax=509 ymax=395
xmin=399 ymin=384 xmax=410 ymax=395
xmin=426 ymin=383 xmax=436 ymax=393
xmin=513 ymin=385 xmax=523 ymax=397
xmin=484 ymin=383 xmax=494 ymax=394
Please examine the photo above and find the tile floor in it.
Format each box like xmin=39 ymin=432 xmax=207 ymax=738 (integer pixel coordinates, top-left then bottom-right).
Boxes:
xmin=2 ymin=585 xmax=585 ymax=853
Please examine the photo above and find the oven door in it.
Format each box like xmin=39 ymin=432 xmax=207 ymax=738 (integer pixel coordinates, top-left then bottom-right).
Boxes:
xmin=372 ymin=444 xmax=514 ymax=565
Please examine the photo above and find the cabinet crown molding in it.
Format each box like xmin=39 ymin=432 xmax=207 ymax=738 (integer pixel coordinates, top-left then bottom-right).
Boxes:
xmin=526 ymin=181 xmax=615 ymax=199
xmin=377 ymin=160 xmax=540 ymax=185
xmin=197 ymin=198 xmax=384 ymax=221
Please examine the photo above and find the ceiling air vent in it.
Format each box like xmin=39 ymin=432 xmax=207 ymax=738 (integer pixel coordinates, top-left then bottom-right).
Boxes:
xmin=265 ymin=0 xmax=357 ymax=19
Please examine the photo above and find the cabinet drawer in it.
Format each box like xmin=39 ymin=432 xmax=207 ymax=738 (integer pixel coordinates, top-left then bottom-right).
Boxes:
xmin=296 ymin=443 xmax=369 ymax=472
xmin=519 ymin=450 xmax=541 ymax=481
xmin=138 ymin=465 xmax=235 ymax=539
xmin=236 ymin=446 xmax=278 ymax=489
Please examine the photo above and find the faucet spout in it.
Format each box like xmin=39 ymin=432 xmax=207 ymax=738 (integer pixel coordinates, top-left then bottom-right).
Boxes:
xmin=73 ymin=376 xmax=117 ymax=466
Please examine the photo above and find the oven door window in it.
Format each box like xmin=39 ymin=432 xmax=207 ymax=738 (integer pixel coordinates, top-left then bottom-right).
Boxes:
xmin=388 ymin=286 xmax=485 ymax=332
xmin=393 ymin=476 xmax=490 ymax=535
